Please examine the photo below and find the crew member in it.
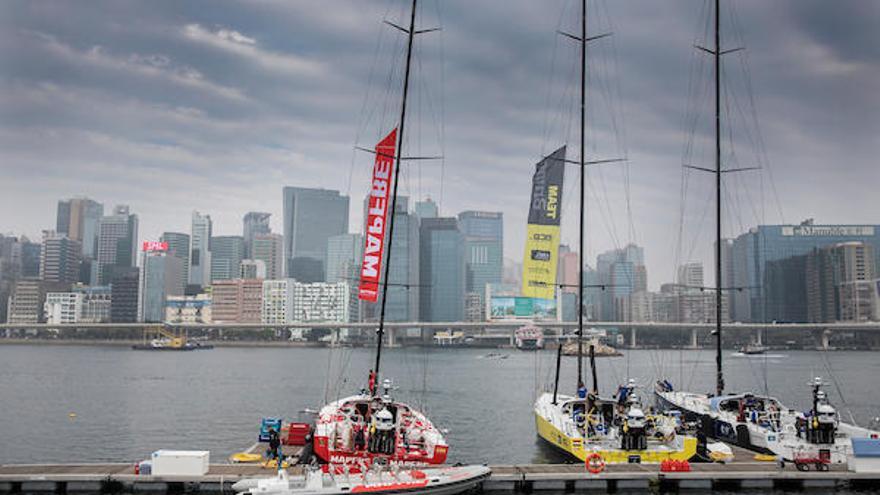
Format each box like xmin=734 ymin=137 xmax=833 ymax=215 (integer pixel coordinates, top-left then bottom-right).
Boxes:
xmin=266 ymin=428 xmax=282 ymax=467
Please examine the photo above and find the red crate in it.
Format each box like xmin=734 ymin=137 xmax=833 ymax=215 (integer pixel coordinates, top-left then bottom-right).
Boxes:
xmin=285 ymin=422 xmax=312 ymax=446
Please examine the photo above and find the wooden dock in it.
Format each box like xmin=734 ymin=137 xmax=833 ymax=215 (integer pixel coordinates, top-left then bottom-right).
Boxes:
xmin=2 ymin=461 xmax=879 ymax=493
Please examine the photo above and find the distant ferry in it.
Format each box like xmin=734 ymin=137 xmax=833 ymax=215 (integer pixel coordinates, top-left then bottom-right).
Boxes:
xmin=738 ymin=344 xmax=766 ymax=355
xmin=515 ymin=326 xmax=544 ymax=350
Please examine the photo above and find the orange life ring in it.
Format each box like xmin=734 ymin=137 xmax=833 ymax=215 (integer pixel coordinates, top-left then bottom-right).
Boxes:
xmin=586 ymin=453 xmax=605 ymax=474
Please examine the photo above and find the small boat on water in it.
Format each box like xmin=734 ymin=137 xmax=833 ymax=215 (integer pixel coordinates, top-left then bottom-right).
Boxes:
xmin=131 ymin=326 xmax=213 ymax=351
xmin=738 ymin=344 xmax=766 ymax=355
xmin=232 ymin=464 xmax=490 ymax=495
xmin=561 ymin=338 xmax=621 ymax=357
xmin=515 ymin=326 xmax=544 ymax=350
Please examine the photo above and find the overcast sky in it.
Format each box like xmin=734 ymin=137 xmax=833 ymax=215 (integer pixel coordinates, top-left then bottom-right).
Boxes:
xmin=1 ymin=0 xmax=877 ymax=288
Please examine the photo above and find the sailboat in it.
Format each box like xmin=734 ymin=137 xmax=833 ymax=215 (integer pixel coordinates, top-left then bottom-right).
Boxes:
xmin=653 ymin=0 xmax=880 ymax=464
xmin=532 ymin=0 xmax=696 ymax=464
xmin=313 ymin=0 xmax=448 ymax=467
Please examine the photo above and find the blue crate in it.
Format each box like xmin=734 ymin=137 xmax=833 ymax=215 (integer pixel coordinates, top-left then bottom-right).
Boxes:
xmin=259 ymin=417 xmax=283 ymax=442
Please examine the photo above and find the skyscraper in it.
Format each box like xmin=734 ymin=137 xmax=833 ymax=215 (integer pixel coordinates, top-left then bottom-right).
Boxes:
xmin=326 ymin=233 xmax=363 ymax=283
xmin=96 ymin=205 xmax=138 ymax=285
xmin=138 ymin=250 xmax=184 ymax=322
xmin=361 ymin=197 xmax=420 ymax=322
xmin=595 ymin=243 xmax=646 ymax=321
xmin=282 ymin=187 xmax=349 ymax=281
xmin=110 ymin=268 xmax=139 ymax=323
xmin=210 ymin=235 xmax=244 ymax=281
xmin=39 ymin=231 xmax=82 ymax=286
xmin=677 ymin=262 xmax=704 ymax=288
xmin=160 ymin=232 xmax=190 ymax=291
xmin=189 ymin=211 xmax=212 ymax=288
xmin=420 ymin=217 xmax=466 ymax=322
xmin=243 ymin=212 xmax=271 ymax=259
xmin=415 ymin=198 xmax=439 ymax=220
xmin=458 ymin=211 xmax=503 ymax=321
xmin=253 ymin=233 xmax=283 ymax=280
xmin=56 ymin=197 xmax=104 ymax=258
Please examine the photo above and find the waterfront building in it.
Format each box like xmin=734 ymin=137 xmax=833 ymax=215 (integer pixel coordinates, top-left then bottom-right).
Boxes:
xmin=39 ymin=231 xmax=82 ymax=286
xmin=189 ymin=211 xmax=212 ymax=288
xmin=804 ymin=242 xmax=878 ymax=323
xmin=729 ymin=220 xmax=880 ymax=322
xmin=243 ymin=212 xmax=271 ymax=259
xmin=73 ymin=285 xmax=112 ymax=323
xmin=44 ymin=292 xmax=82 ymax=324
xmin=56 ymin=197 xmax=103 ymax=258
xmin=326 ymin=233 xmax=363 ymax=283
xmin=282 ymin=187 xmax=349 ymax=281
xmin=292 ymin=281 xmax=353 ymax=323
xmin=160 ymin=232 xmax=190 ymax=291
xmin=96 ymin=205 xmax=138 ymax=285
xmin=165 ymin=294 xmax=212 ymax=324
xmin=557 ymin=246 xmax=579 ymax=294
xmin=110 ymin=268 xmax=139 ymax=323
xmin=212 ymin=278 xmax=263 ymax=323
xmin=138 ymin=250 xmax=184 ymax=323
xmin=6 ymin=278 xmax=45 ymax=324
xmin=677 ymin=262 xmax=704 ymax=288
xmin=239 ymin=259 xmax=266 ymax=279
xmin=595 ymin=244 xmax=647 ymax=322
xmin=262 ymin=279 xmax=295 ymax=324
xmin=210 ymin=235 xmax=244 ymax=281
xmin=252 ymin=233 xmax=283 ymax=280
xmin=420 ymin=217 xmax=466 ymax=322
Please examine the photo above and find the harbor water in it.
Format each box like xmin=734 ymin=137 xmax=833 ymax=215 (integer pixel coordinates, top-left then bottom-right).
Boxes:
xmin=1 ymin=344 xmax=879 ymax=465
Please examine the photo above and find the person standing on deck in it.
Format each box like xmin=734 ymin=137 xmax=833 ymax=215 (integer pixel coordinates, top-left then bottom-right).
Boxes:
xmin=266 ymin=428 xmax=282 ymax=467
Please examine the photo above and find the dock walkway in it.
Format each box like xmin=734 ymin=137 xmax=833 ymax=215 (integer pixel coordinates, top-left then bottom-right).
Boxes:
xmin=1 ymin=461 xmax=878 ymax=493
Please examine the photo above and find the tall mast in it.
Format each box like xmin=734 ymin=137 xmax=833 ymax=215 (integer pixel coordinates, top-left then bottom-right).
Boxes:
xmin=713 ymin=0 xmax=724 ymax=396
xmin=576 ymin=0 xmax=587 ymax=391
xmin=374 ymin=0 xmax=418 ymax=382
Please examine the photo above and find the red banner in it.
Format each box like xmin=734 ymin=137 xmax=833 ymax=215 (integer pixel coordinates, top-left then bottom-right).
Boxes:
xmin=359 ymin=128 xmax=398 ymax=302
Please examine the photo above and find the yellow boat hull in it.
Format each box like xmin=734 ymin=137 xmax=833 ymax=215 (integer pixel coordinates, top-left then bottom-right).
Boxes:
xmin=535 ymin=411 xmax=697 ymax=463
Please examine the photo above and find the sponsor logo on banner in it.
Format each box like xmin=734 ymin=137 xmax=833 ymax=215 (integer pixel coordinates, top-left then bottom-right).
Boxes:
xmin=142 ymin=241 xmax=168 ymax=252
xmin=521 ymin=146 xmax=566 ymax=299
xmin=359 ymin=128 xmax=398 ymax=302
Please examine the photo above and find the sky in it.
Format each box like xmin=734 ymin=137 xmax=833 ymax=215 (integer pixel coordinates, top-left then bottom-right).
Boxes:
xmin=1 ymin=0 xmax=878 ymax=289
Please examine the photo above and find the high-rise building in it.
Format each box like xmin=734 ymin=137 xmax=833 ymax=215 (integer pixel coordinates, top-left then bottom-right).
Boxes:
xmin=210 ymin=235 xmax=244 ymax=281
xmin=40 ymin=231 xmax=82 ymax=286
xmin=212 ymin=279 xmax=263 ymax=323
xmin=677 ymin=262 xmax=704 ymax=288
xmin=243 ymin=212 xmax=271 ymax=259
xmin=415 ymin=198 xmax=439 ymax=220
xmin=595 ymin=244 xmax=646 ymax=321
xmin=110 ymin=268 xmax=139 ymax=323
xmin=282 ymin=187 xmax=349 ymax=281
xmin=420 ymin=217 xmax=466 ymax=322
xmin=326 ymin=233 xmax=363 ymax=283
xmin=729 ymin=221 xmax=880 ymax=322
xmin=292 ymin=281 xmax=353 ymax=324
xmin=805 ymin=242 xmax=878 ymax=323
xmin=138 ymin=250 xmax=184 ymax=323
xmin=189 ymin=211 xmax=213 ymax=288
xmin=239 ymin=259 xmax=267 ymax=279
xmin=458 ymin=211 xmax=503 ymax=322
xmin=557 ymin=245 xmax=579 ymax=294
xmin=361 ymin=197 xmax=420 ymax=323
xmin=56 ymin=197 xmax=104 ymax=258
xmin=160 ymin=232 xmax=190 ymax=291
xmin=44 ymin=292 xmax=82 ymax=324
xmin=96 ymin=205 xmax=138 ymax=285
xmin=262 ymin=279 xmax=295 ymax=324
xmin=253 ymin=233 xmax=283 ymax=280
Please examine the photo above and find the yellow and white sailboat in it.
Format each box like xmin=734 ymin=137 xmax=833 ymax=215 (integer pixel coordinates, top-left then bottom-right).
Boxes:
xmin=530 ymin=0 xmax=695 ymax=465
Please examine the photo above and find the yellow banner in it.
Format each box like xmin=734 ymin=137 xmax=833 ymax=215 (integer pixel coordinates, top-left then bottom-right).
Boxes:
xmin=522 ymin=224 xmax=560 ymax=299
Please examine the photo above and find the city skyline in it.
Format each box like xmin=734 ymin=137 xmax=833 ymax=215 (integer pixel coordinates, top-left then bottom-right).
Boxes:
xmin=1 ymin=1 xmax=878 ymax=289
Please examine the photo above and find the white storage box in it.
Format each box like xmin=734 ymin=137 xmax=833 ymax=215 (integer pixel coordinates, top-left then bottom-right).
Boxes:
xmin=150 ymin=450 xmax=210 ymax=476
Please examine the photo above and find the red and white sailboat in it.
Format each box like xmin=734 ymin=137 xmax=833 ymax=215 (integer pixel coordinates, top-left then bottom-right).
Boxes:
xmin=313 ymin=0 xmax=448 ymax=467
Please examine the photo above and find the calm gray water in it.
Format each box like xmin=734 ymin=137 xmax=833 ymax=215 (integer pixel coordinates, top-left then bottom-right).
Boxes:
xmin=1 ymin=344 xmax=879 ymax=465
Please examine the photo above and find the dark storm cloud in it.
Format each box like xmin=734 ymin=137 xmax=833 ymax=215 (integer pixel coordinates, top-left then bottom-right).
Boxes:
xmin=0 ymin=0 xmax=877 ymax=286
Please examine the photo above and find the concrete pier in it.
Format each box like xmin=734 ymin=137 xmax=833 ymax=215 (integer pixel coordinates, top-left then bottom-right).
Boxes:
xmin=1 ymin=462 xmax=877 ymax=493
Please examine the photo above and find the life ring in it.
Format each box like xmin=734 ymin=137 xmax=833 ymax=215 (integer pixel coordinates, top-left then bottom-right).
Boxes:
xmin=586 ymin=453 xmax=606 ymax=474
